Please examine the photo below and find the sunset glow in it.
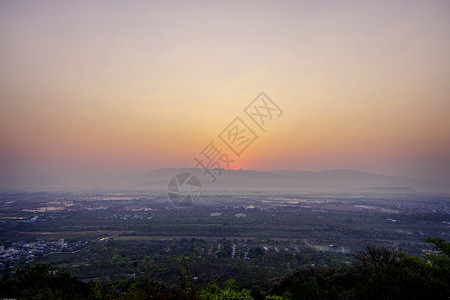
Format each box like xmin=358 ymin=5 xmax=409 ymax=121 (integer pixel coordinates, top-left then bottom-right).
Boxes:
xmin=1 ymin=0 xmax=449 ymax=185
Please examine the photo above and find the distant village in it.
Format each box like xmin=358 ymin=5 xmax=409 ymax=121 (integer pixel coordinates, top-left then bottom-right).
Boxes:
xmin=0 ymin=240 xmax=89 ymax=269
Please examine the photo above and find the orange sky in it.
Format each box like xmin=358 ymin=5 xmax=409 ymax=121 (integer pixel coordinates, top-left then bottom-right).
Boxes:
xmin=1 ymin=0 xmax=449 ymax=184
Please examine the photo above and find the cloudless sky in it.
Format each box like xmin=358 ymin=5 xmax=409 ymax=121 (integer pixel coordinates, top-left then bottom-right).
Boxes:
xmin=1 ymin=0 xmax=449 ymax=184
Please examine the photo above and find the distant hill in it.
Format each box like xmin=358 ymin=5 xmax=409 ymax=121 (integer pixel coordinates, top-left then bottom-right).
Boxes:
xmin=2 ymin=168 xmax=448 ymax=193
xmin=140 ymin=168 xmax=449 ymax=194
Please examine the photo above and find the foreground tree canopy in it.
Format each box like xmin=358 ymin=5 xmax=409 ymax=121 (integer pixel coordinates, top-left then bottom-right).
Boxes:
xmin=1 ymin=238 xmax=449 ymax=300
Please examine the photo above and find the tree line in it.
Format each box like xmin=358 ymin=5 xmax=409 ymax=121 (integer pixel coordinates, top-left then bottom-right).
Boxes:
xmin=0 ymin=238 xmax=448 ymax=299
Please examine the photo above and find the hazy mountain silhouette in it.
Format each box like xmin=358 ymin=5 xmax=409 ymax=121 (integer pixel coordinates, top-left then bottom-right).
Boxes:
xmin=141 ymin=168 xmax=449 ymax=193
xmin=1 ymin=168 xmax=448 ymax=193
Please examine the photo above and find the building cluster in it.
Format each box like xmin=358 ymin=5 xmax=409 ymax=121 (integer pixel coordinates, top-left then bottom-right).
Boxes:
xmin=109 ymin=214 xmax=142 ymax=220
xmin=0 ymin=240 xmax=88 ymax=267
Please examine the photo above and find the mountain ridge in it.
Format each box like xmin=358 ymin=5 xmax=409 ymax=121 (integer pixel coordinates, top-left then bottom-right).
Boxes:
xmin=1 ymin=168 xmax=448 ymax=193
xmin=142 ymin=168 xmax=448 ymax=193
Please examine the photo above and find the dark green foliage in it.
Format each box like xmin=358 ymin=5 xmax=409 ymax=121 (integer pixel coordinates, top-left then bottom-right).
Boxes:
xmin=270 ymin=267 xmax=357 ymax=299
xmin=423 ymin=237 xmax=450 ymax=271
xmin=267 ymin=238 xmax=450 ymax=300
xmin=353 ymin=246 xmax=448 ymax=299
xmin=200 ymin=279 xmax=253 ymax=300
xmin=1 ymin=238 xmax=449 ymax=300
xmin=0 ymin=263 xmax=90 ymax=300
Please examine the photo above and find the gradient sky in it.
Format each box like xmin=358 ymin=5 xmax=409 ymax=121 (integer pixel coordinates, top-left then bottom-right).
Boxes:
xmin=1 ymin=0 xmax=449 ymax=184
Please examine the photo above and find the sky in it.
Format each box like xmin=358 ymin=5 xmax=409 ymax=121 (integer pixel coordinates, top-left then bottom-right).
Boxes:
xmin=1 ymin=0 xmax=449 ymax=185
